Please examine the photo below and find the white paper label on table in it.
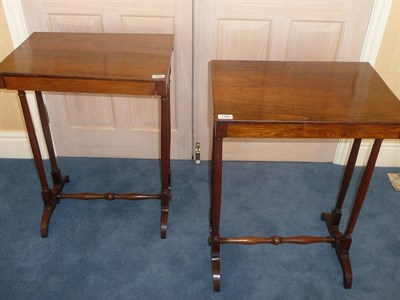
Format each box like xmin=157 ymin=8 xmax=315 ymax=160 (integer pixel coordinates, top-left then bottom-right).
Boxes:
xmin=152 ymin=74 xmax=166 ymax=79
xmin=218 ymin=114 xmax=233 ymax=120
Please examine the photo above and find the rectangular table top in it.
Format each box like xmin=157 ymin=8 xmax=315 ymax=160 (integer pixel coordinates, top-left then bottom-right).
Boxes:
xmin=0 ymin=32 xmax=174 ymax=95
xmin=211 ymin=60 xmax=400 ymax=139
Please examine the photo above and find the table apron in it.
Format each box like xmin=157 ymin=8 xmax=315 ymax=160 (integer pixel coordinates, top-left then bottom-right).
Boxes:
xmin=3 ymin=76 xmax=157 ymax=95
xmin=223 ymin=123 xmax=400 ymax=139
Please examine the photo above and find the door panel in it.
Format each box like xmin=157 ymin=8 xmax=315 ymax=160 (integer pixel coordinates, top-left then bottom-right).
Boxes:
xmin=287 ymin=21 xmax=344 ymax=61
xmin=66 ymin=95 xmax=115 ymax=129
xmin=48 ymin=14 xmax=104 ymax=32
xmin=194 ymin=0 xmax=374 ymax=161
xmin=122 ymin=16 xmax=174 ymax=34
xmin=217 ymin=20 xmax=271 ymax=60
xmin=21 ymin=0 xmax=191 ymax=159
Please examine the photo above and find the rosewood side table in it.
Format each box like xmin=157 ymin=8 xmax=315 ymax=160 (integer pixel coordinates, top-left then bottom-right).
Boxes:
xmin=0 ymin=32 xmax=173 ymax=238
xmin=209 ymin=60 xmax=400 ymax=291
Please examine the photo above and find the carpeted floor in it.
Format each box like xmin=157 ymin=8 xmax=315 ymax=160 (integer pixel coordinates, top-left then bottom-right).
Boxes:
xmin=0 ymin=158 xmax=399 ymax=300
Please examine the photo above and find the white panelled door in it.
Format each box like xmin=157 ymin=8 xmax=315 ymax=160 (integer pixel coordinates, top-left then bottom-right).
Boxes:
xmin=21 ymin=0 xmax=192 ymax=159
xmin=194 ymin=0 xmax=375 ymax=161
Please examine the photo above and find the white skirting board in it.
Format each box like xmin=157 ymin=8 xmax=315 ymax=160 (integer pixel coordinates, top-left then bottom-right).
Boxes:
xmin=1 ymin=131 xmax=399 ymax=167
xmin=333 ymin=139 xmax=400 ymax=167
xmin=0 ymin=131 xmax=49 ymax=159
xmin=0 ymin=131 xmax=32 ymax=158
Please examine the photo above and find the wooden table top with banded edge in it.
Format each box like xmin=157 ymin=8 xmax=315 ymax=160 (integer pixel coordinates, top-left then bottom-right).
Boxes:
xmin=0 ymin=32 xmax=173 ymax=95
xmin=211 ymin=60 xmax=400 ymax=139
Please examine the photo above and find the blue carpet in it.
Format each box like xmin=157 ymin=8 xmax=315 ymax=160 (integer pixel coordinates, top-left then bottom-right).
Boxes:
xmin=0 ymin=158 xmax=399 ymax=300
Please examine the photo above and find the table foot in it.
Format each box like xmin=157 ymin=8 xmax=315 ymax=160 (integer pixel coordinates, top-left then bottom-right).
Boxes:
xmin=40 ymin=206 xmax=55 ymax=238
xmin=321 ymin=212 xmax=337 ymax=248
xmin=63 ymin=175 xmax=70 ymax=184
xmin=40 ymin=173 xmax=69 ymax=237
xmin=160 ymin=208 xmax=168 ymax=239
xmin=160 ymin=190 xmax=170 ymax=239
xmin=321 ymin=212 xmax=353 ymax=289
xmin=209 ymin=235 xmax=221 ymax=291
xmin=211 ymin=251 xmax=221 ymax=291
xmin=337 ymin=250 xmax=353 ymax=288
xmin=52 ymin=168 xmax=70 ymax=188
xmin=56 ymin=174 xmax=70 ymax=204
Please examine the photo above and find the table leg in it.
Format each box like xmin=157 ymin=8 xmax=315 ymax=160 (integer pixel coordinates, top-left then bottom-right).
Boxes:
xmin=159 ymin=83 xmax=171 ymax=239
xmin=210 ymin=124 xmax=224 ymax=291
xmin=18 ymin=90 xmax=56 ymax=237
xmin=35 ymin=91 xmax=69 ymax=191
xmin=325 ymin=139 xmax=361 ymax=230
xmin=345 ymin=139 xmax=383 ymax=233
xmin=321 ymin=139 xmax=361 ymax=234
xmin=323 ymin=139 xmax=383 ymax=288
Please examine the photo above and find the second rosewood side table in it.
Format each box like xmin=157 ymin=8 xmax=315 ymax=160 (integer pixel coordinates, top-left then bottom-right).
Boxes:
xmin=0 ymin=32 xmax=173 ymax=238
xmin=209 ymin=60 xmax=400 ymax=291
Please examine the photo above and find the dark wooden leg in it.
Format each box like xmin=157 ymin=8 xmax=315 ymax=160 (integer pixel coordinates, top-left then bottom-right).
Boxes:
xmin=210 ymin=123 xmax=224 ymax=291
xmin=345 ymin=139 xmax=383 ymax=234
xmin=159 ymin=83 xmax=171 ymax=239
xmin=323 ymin=139 xmax=383 ymax=288
xmin=18 ymin=90 xmax=56 ymax=237
xmin=35 ymin=91 xmax=69 ymax=192
xmin=321 ymin=139 xmax=361 ymax=232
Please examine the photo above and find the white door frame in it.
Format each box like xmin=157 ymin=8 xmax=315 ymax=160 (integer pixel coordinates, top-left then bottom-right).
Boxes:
xmin=2 ymin=0 xmax=395 ymax=164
